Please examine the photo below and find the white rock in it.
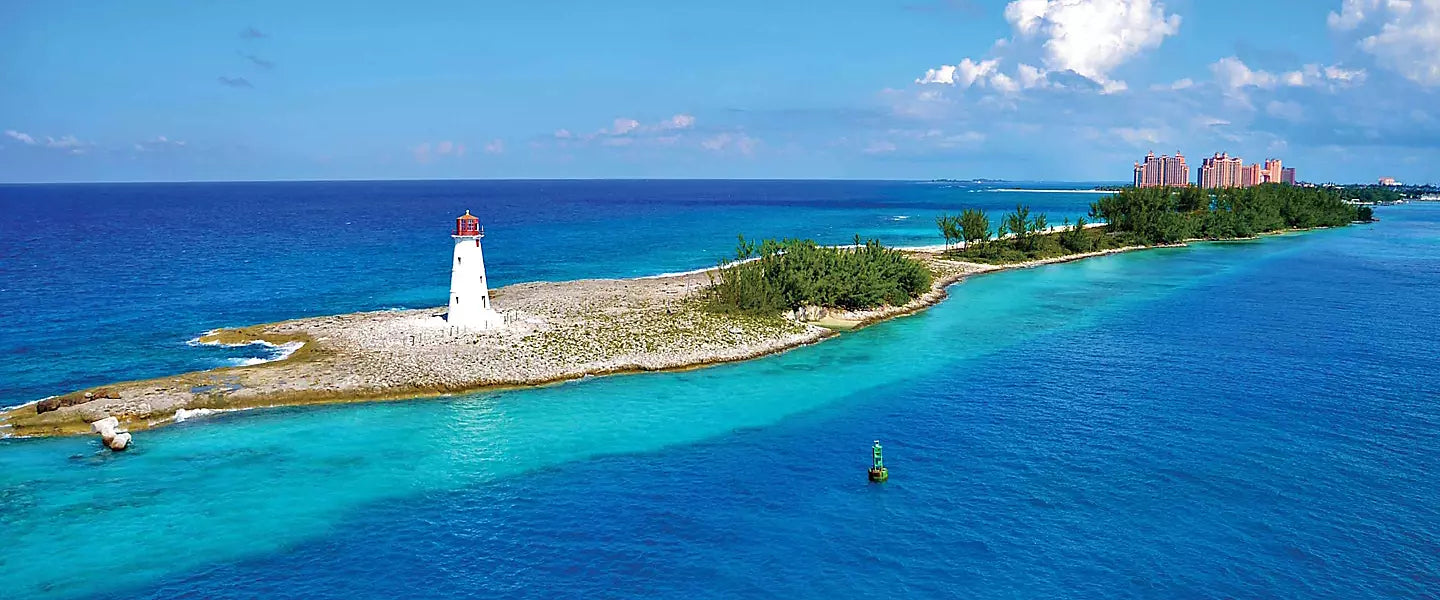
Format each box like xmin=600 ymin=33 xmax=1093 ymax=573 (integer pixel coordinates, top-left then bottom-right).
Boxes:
xmin=107 ymin=432 xmax=131 ymax=451
xmin=90 ymin=416 xmax=120 ymax=439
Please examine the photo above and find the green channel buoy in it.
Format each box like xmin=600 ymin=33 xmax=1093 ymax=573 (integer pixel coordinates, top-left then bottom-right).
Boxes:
xmin=868 ymin=440 xmax=889 ymax=482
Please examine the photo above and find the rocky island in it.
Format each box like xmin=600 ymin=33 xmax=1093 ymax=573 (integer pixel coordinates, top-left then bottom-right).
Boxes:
xmin=0 ymin=251 xmax=992 ymax=437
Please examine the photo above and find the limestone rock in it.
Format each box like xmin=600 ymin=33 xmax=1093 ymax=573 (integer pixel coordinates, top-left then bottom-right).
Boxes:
xmin=90 ymin=417 xmax=131 ymax=452
xmin=35 ymin=397 xmax=61 ymax=414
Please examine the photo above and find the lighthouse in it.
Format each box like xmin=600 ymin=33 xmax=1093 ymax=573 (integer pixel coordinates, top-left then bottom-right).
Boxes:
xmin=447 ymin=210 xmax=504 ymax=330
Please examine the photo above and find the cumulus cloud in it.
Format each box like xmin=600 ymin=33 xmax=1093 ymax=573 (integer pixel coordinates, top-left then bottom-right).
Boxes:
xmin=916 ymin=58 xmax=999 ymax=87
xmin=916 ymin=0 xmax=1180 ymax=95
xmin=1009 ymin=0 xmax=1180 ymax=84
xmin=483 ymin=139 xmax=505 ymax=154
xmin=990 ymin=72 xmax=1021 ymax=94
xmin=1328 ymin=0 xmax=1440 ymax=86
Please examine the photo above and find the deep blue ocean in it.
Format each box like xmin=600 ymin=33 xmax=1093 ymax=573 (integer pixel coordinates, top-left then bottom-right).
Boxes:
xmin=1 ymin=181 xmax=1437 ymax=599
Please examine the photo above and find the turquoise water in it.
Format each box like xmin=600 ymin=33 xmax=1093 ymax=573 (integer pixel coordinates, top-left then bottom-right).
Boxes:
xmin=1 ymin=183 xmax=1437 ymax=598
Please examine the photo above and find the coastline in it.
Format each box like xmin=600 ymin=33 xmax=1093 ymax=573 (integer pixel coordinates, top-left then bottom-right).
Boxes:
xmin=0 ymin=229 xmax=1319 ymax=439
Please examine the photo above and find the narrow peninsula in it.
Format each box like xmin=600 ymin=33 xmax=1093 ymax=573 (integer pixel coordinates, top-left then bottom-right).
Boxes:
xmin=1 ymin=184 xmax=1372 ymax=438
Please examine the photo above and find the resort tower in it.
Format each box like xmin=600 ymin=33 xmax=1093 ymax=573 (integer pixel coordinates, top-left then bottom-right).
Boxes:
xmin=447 ymin=210 xmax=504 ymax=330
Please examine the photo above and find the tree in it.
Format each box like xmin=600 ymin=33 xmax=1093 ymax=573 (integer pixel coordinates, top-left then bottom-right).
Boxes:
xmin=1059 ymin=216 xmax=1093 ymax=253
xmin=935 ymin=213 xmax=959 ymax=250
xmin=959 ymin=209 xmax=990 ymax=249
xmin=1003 ymin=204 xmax=1031 ymax=247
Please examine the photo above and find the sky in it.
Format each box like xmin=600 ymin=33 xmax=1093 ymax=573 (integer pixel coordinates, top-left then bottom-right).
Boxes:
xmin=3 ymin=0 xmax=1439 ymax=183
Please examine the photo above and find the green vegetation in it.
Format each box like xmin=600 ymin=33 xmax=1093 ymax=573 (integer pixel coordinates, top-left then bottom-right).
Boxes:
xmin=1336 ymin=185 xmax=1403 ymax=204
xmin=1092 ymin=183 xmax=1364 ymax=244
xmin=936 ymin=209 xmax=992 ymax=251
xmin=939 ymin=204 xmax=1136 ymax=264
xmin=707 ymin=236 xmax=934 ymax=315
xmin=936 ymin=184 xmax=1370 ymax=265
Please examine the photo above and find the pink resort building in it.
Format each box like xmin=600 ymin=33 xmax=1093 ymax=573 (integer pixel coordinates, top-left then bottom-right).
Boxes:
xmin=1132 ymin=151 xmax=1189 ymax=187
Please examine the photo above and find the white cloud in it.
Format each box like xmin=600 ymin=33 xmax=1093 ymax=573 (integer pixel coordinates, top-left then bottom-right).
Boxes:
xmin=1008 ymin=0 xmax=1181 ymax=85
xmin=1111 ymin=126 xmax=1162 ymax=145
xmin=1325 ymin=65 xmax=1367 ymax=82
xmin=916 ymin=64 xmax=957 ymax=85
xmin=916 ymin=58 xmax=999 ymax=88
xmin=1151 ymin=77 xmax=1193 ymax=90
xmin=554 ymin=129 xmax=573 ymax=139
xmin=1328 ymin=0 xmax=1440 ymax=86
xmin=663 ymin=114 xmax=696 ymax=130
xmin=990 ymin=72 xmax=1021 ymax=94
xmin=5 ymin=131 xmax=95 ymax=154
xmin=484 ymin=139 xmax=505 ymax=154
xmin=1017 ymin=63 xmax=1048 ymax=88
xmin=700 ymin=132 xmax=758 ymax=155
xmin=1211 ymin=56 xmax=1366 ymax=92
xmin=1212 ymin=56 xmax=1278 ymax=90
xmin=609 ymin=118 xmax=640 ymax=135
xmin=133 ymin=135 xmax=186 ymax=152
xmin=5 ymin=130 xmax=37 ymax=145
xmin=917 ymin=1 xmax=1180 ymax=95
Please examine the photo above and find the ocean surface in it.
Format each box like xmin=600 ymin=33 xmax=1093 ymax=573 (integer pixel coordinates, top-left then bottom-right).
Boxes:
xmin=1 ymin=181 xmax=1437 ymax=599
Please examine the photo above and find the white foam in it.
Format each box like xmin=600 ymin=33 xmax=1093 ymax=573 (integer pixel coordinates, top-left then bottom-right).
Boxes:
xmin=172 ymin=406 xmax=255 ymax=423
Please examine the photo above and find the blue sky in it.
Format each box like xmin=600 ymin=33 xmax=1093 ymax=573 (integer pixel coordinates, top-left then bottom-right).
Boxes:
xmin=3 ymin=0 xmax=1439 ymax=183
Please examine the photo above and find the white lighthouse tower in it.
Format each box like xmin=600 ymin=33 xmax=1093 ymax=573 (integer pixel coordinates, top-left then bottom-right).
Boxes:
xmin=447 ymin=210 xmax=504 ymax=330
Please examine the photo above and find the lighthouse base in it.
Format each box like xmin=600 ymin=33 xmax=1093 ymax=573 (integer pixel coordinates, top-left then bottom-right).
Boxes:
xmin=445 ymin=308 xmax=505 ymax=331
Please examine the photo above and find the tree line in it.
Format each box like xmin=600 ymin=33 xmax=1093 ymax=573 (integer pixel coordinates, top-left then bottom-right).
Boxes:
xmin=936 ymin=183 xmax=1370 ymax=264
xmin=707 ymin=236 xmax=934 ymax=314
xmin=1090 ymin=183 xmax=1366 ymax=244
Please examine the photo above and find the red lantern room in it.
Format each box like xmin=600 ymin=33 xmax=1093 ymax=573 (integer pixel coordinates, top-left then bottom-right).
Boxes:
xmin=454 ymin=210 xmax=483 ymax=237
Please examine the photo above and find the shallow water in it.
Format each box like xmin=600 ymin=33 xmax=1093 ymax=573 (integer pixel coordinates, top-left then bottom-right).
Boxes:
xmin=1 ymin=183 xmax=1437 ymax=598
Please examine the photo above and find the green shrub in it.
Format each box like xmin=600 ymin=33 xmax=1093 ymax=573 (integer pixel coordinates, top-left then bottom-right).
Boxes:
xmin=707 ymin=237 xmax=934 ymax=315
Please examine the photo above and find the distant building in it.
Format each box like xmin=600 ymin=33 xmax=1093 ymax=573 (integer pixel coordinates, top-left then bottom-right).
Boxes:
xmin=1136 ymin=151 xmax=1295 ymax=188
xmin=1132 ymin=151 xmax=1189 ymax=187
xmin=1200 ymin=152 xmax=1244 ymax=188
xmin=1379 ymin=176 xmax=1400 ymax=186
xmin=1241 ymin=163 xmax=1262 ymax=187
xmin=1262 ymin=159 xmax=1283 ymax=184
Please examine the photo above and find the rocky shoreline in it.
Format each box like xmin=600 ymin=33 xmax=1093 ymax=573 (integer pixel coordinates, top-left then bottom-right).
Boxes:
xmin=0 ymin=244 xmax=1172 ymax=439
